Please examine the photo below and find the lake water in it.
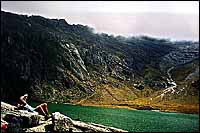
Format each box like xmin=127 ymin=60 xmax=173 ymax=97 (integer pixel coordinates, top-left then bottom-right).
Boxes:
xmin=30 ymin=102 xmax=199 ymax=132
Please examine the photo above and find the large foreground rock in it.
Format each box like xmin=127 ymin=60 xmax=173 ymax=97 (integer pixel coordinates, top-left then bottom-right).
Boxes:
xmin=52 ymin=112 xmax=127 ymax=132
xmin=1 ymin=102 xmax=128 ymax=132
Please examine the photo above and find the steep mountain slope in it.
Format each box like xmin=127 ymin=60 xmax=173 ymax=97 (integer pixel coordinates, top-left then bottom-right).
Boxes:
xmin=1 ymin=11 xmax=199 ymax=113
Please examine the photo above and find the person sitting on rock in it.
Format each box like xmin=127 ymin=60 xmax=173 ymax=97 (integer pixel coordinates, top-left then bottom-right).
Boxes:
xmin=15 ymin=94 xmax=49 ymax=119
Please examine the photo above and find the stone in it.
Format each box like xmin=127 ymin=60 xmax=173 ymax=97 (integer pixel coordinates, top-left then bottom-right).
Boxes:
xmin=1 ymin=102 xmax=128 ymax=132
xmin=1 ymin=102 xmax=45 ymax=132
xmin=1 ymin=102 xmax=16 ymax=111
xmin=25 ymin=119 xmax=53 ymax=132
xmin=73 ymin=121 xmax=128 ymax=132
xmin=52 ymin=112 xmax=128 ymax=132
xmin=52 ymin=112 xmax=74 ymax=131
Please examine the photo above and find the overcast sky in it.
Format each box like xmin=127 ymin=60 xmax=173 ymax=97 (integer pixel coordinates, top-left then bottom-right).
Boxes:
xmin=1 ymin=1 xmax=199 ymax=41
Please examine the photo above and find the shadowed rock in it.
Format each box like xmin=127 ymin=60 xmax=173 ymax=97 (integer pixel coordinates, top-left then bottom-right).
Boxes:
xmin=1 ymin=102 xmax=128 ymax=132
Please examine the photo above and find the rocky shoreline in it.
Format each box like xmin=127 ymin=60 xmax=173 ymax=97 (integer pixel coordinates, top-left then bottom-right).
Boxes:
xmin=1 ymin=102 xmax=128 ymax=132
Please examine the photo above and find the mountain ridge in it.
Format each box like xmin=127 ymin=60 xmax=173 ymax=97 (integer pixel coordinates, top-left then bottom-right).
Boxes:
xmin=1 ymin=11 xmax=199 ymax=113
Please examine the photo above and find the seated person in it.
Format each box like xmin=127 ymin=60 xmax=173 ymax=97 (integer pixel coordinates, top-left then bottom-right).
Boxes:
xmin=15 ymin=94 xmax=49 ymax=119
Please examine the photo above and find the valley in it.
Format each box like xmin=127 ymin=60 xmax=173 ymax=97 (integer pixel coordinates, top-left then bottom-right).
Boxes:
xmin=1 ymin=11 xmax=199 ymax=114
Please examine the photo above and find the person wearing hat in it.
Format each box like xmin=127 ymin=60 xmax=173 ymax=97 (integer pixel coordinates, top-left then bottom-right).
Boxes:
xmin=16 ymin=94 xmax=49 ymax=119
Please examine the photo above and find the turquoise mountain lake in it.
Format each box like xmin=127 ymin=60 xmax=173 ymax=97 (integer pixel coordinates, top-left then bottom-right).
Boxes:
xmin=30 ymin=102 xmax=199 ymax=132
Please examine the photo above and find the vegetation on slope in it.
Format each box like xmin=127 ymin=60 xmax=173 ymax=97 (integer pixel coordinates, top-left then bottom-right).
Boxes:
xmin=1 ymin=11 xmax=199 ymax=113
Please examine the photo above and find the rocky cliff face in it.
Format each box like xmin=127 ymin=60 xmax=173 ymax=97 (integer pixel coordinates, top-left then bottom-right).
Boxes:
xmin=1 ymin=11 xmax=199 ymax=109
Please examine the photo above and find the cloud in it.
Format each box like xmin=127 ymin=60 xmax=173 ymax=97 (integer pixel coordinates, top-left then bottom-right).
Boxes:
xmin=1 ymin=1 xmax=199 ymax=41
xmin=64 ymin=12 xmax=199 ymax=41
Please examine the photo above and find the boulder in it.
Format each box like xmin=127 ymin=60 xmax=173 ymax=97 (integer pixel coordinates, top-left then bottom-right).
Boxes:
xmin=73 ymin=121 xmax=128 ymax=132
xmin=52 ymin=112 xmax=74 ymax=131
xmin=1 ymin=102 xmax=16 ymax=111
xmin=25 ymin=119 xmax=53 ymax=132
xmin=1 ymin=102 xmax=128 ymax=132
xmin=1 ymin=102 xmax=45 ymax=132
xmin=52 ymin=112 xmax=128 ymax=132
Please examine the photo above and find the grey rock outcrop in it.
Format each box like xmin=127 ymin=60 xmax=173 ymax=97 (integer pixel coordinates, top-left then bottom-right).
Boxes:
xmin=52 ymin=112 xmax=128 ymax=132
xmin=1 ymin=102 xmax=128 ymax=132
xmin=61 ymin=42 xmax=89 ymax=80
